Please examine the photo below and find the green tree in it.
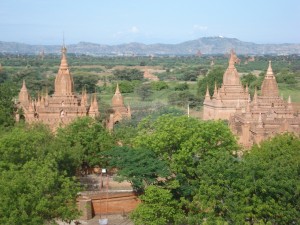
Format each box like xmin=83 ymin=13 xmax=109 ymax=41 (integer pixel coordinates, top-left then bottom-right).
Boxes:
xmin=276 ymin=68 xmax=297 ymax=85
xmin=112 ymin=106 xmax=185 ymax=147
xmin=168 ymin=90 xmax=199 ymax=108
xmin=0 ymin=123 xmax=53 ymax=166
xmin=233 ymin=134 xmax=300 ymax=225
xmin=0 ymin=69 xmax=9 ymax=83
xmin=0 ymin=82 xmax=17 ymax=128
xmin=56 ymin=117 xmax=115 ymax=168
xmin=241 ymin=73 xmax=257 ymax=86
xmin=111 ymin=80 xmax=140 ymax=93
xmin=0 ymin=123 xmax=81 ymax=225
xmin=135 ymin=115 xmax=238 ymax=194
xmin=73 ymin=73 xmax=99 ymax=93
xmin=113 ymin=68 xmax=143 ymax=81
xmin=197 ymin=66 xmax=224 ymax=98
xmin=150 ymin=81 xmax=169 ymax=91
xmin=174 ymin=82 xmax=189 ymax=91
xmin=0 ymin=161 xmax=80 ymax=225
xmin=135 ymin=83 xmax=153 ymax=101
xmin=130 ymin=186 xmax=185 ymax=225
xmin=105 ymin=146 xmax=170 ymax=193
xmin=134 ymin=115 xmax=240 ymax=223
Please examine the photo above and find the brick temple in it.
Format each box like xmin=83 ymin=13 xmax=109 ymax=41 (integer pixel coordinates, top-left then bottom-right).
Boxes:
xmin=17 ymin=46 xmax=99 ymax=130
xmin=229 ymin=61 xmax=300 ymax=148
xmin=203 ymin=50 xmax=249 ymax=120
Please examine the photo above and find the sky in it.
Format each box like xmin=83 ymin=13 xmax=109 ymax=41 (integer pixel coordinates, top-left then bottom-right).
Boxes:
xmin=0 ymin=0 xmax=299 ymax=45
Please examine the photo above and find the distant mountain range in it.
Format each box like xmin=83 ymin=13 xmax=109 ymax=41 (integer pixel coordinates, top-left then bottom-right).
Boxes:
xmin=1 ymin=37 xmax=300 ymax=55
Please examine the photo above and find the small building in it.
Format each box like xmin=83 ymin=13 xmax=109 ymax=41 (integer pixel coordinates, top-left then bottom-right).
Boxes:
xmin=107 ymin=84 xmax=131 ymax=131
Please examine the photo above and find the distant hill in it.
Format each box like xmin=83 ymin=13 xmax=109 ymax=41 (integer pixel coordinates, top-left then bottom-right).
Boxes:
xmin=1 ymin=37 xmax=300 ymax=55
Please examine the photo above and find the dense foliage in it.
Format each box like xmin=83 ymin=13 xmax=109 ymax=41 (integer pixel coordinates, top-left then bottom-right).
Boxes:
xmin=197 ymin=66 xmax=225 ymax=98
xmin=0 ymin=82 xmax=18 ymax=128
xmin=129 ymin=115 xmax=300 ymax=224
xmin=113 ymin=68 xmax=144 ymax=81
xmin=104 ymin=146 xmax=170 ymax=193
xmin=56 ymin=117 xmax=115 ymax=169
xmin=0 ymin=124 xmax=81 ymax=225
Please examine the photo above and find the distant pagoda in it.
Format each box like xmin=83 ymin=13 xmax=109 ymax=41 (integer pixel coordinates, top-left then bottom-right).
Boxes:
xmin=17 ymin=46 xmax=99 ymax=130
xmin=203 ymin=50 xmax=249 ymax=120
xmin=107 ymin=84 xmax=131 ymax=131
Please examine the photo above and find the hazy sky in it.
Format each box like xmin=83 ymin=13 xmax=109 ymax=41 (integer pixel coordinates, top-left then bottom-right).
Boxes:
xmin=0 ymin=0 xmax=299 ymax=45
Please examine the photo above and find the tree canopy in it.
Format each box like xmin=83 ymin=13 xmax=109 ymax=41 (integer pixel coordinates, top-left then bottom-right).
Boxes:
xmin=113 ymin=68 xmax=144 ymax=81
xmin=56 ymin=117 xmax=115 ymax=168
xmin=0 ymin=123 xmax=81 ymax=225
xmin=130 ymin=115 xmax=299 ymax=224
xmin=0 ymin=82 xmax=18 ymax=128
xmin=104 ymin=146 xmax=170 ymax=193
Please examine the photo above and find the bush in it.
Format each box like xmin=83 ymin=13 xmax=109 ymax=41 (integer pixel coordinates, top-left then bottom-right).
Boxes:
xmin=151 ymin=81 xmax=169 ymax=91
xmin=168 ymin=90 xmax=199 ymax=108
xmin=174 ymin=82 xmax=189 ymax=91
xmin=113 ymin=68 xmax=143 ymax=81
xmin=112 ymin=80 xmax=139 ymax=93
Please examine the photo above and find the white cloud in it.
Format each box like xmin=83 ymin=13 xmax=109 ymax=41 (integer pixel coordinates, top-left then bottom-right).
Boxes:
xmin=129 ymin=26 xmax=139 ymax=33
xmin=193 ymin=24 xmax=208 ymax=31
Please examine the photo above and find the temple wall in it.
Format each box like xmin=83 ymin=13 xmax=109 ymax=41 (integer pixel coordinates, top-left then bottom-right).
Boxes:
xmin=78 ymin=192 xmax=140 ymax=217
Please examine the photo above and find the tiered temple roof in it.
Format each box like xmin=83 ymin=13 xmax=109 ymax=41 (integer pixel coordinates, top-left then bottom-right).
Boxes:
xmin=17 ymin=46 xmax=99 ymax=130
xmin=107 ymin=84 xmax=131 ymax=131
xmin=203 ymin=50 xmax=249 ymax=120
xmin=229 ymin=61 xmax=300 ymax=148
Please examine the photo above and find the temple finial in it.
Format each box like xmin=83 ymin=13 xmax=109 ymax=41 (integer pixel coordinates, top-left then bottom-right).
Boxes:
xmin=115 ymin=83 xmax=121 ymax=94
xmin=212 ymin=81 xmax=218 ymax=98
xmin=267 ymin=61 xmax=274 ymax=76
xmin=205 ymin=85 xmax=210 ymax=97
xmin=253 ymin=86 xmax=258 ymax=103
xmin=288 ymin=95 xmax=291 ymax=104
xmin=228 ymin=49 xmax=238 ymax=68
xmin=21 ymin=80 xmax=27 ymax=90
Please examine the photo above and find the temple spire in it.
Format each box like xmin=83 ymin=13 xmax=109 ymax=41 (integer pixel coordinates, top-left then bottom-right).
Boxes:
xmin=204 ymin=85 xmax=210 ymax=101
xmin=245 ymin=83 xmax=249 ymax=93
xmin=212 ymin=82 xmax=218 ymax=99
xmin=21 ymin=80 xmax=27 ymax=91
xmin=115 ymin=83 xmax=121 ymax=94
xmin=266 ymin=60 xmax=274 ymax=77
xmin=81 ymin=86 xmax=88 ymax=106
xmin=89 ymin=93 xmax=99 ymax=117
xmin=228 ymin=49 xmax=237 ymax=69
xmin=222 ymin=49 xmax=241 ymax=86
xmin=112 ymin=83 xmax=124 ymax=107
xmin=245 ymin=94 xmax=251 ymax=117
xmin=18 ymin=80 xmax=30 ymax=106
xmin=92 ymin=93 xmax=98 ymax=109
xmin=261 ymin=61 xmax=279 ymax=97
xmin=54 ymin=45 xmax=74 ymax=96
xmin=253 ymin=87 xmax=257 ymax=102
